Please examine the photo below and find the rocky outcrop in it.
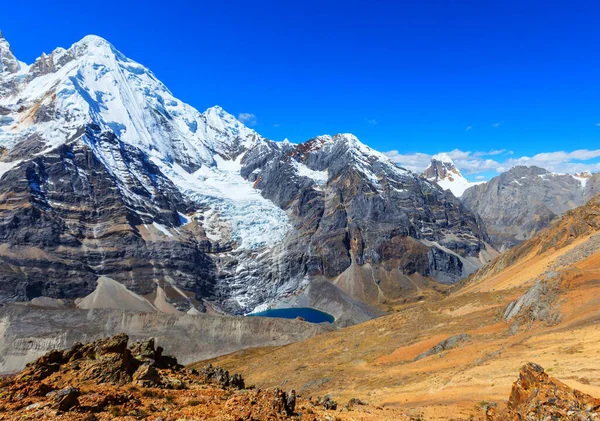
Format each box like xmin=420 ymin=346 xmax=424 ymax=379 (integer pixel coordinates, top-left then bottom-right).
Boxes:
xmin=18 ymin=333 xmax=183 ymax=387
xmin=489 ymin=363 xmax=600 ymax=420
xmin=503 ymin=278 xmax=562 ymax=325
xmin=462 ymin=166 xmax=588 ymax=250
xmin=0 ymin=334 xmax=385 ymax=420
xmin=414 ymin=333 xmax=470 ymax=361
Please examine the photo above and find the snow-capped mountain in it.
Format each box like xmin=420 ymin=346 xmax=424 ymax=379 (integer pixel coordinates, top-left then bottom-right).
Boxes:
xmin=422 ymin=154 xmax=482 ymax=197
xmin=0 ymin=32 xmax=495 ymax=320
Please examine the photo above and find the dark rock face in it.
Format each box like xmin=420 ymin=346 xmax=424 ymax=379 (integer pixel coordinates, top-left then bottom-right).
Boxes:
xmin=0 ymin=129 xmax=493 ymax=311
xmin=0 ymin=132 xmax=215 ymax=302
xmin=238 ymin=134 xmax=492 ymax=303
xmin=462 ymin=166 xmax=587 ymax=250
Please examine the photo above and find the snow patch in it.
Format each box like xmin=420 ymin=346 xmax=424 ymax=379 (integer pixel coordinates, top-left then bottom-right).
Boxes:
xmin=152 ymin=222 xmax=173 ymax=237
xmin=292 ymin=160 xmax=328 ymax=184
xmin=0 ymin=161 xmax=20 ymax=179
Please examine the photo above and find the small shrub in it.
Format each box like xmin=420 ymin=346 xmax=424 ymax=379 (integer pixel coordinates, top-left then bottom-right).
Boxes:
xmin=141 ymin=389 xmax=158 ymax=398
xmin=477 ymin=401 xmax=497 ymax=411
xmin=108 ymin=406 xmax=122 ymax=417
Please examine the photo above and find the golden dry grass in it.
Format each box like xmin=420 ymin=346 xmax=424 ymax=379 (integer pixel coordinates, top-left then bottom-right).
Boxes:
xmin=199 ymin=198 xmax=600 ymax=420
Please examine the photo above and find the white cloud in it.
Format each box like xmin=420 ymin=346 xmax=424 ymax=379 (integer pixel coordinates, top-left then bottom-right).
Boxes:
xmin=595 ymin=123 xmax=600 ymax=127
xmin=492 ymin=122 xmax=502 ymax=128
xmin=366 ymin=118 xmax=377 ymax=125
xmin=238 ymin=112 xmax=257 ymax=126
xmin=384 ymin=147 xmax=600 ymax=179
xmin=272 ymin=123 xmax=280 ymax=128
xmin=383 ymin=151 xmax=431 ymax=173
xmin=465 ymin=125 xmax=472 ymax=131
xmin=473 ymin=149 xmax=506 ymax=157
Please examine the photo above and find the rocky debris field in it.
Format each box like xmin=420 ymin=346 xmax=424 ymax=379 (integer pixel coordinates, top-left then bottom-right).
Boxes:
xmin=0 ymin=334 xmax=410 ymax=420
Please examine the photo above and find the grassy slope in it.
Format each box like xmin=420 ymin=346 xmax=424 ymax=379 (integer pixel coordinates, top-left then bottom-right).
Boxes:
xmin=198 ymin=196 xmax=600 ymax=420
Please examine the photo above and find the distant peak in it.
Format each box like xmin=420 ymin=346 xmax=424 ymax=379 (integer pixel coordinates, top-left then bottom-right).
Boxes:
xmin=203 ymin=105 xmax=237 ymax=122
xmin=574 ymin=170 xmax=592 ymax=178
xmin=206 ymin=105 xmax=224 ymax=112
xmin=0 ymin=30 xmax=20 ymax=74
xmin=336 ymin=133 xmax=360 ymax=142
xmin=431 ymin=153 xmax=455 ymax=165
xmin=68 ymin=34 xmax=121 ymax=60
xmin=76 ymin=34 xmax=112 ymax=47
xmin=423 ymin=153 xmax=460 ymax=179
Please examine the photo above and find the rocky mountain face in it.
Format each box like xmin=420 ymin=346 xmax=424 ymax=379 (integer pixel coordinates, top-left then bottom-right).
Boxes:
xmin=461 ymin=165 xmax=600 ymax=250
xmin=0 ymin=32 xmax=495 ymax=316
xmin=422 ymin=153 xmax=482 ymax=197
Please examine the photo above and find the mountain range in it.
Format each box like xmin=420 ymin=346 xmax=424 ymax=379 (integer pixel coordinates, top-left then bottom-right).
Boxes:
xmin=3 ymin=30 xmax=600 ymax=420
xmin=2 ymin=31 xmax=599 ymax=321
xmin=0 ymin=32 xmax=497 ymax=323
xmin=421 ymin=154 xmax=600 ymax=250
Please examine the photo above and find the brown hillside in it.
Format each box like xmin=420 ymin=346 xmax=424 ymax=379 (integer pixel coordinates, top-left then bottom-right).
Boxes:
xmin=201 ymin=195 xmax=600 ymax=420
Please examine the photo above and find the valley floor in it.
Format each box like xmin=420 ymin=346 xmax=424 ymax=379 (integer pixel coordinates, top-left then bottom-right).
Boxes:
xmin=200 ymin=226 xmax=600 ymax=420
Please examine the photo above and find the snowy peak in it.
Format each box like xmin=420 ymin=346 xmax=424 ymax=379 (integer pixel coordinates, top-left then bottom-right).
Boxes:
xmin=202 ymin=105 xmax=263 ymax=155
xmin=0 ymin=31 xmax=21 ymax=74
xmin=422 ymin=154 xmax=479 ymax=197
xmin=573 ymin=171 xmax=592 ymax=188
xmin=0 ymin=32 xmax=267 ymax=173
xmin=423 ymin=154 xmax=463 ymax=183
xmin=574 ymin=171 xmax=592 ymax=178
xmin=431 ymin=152 xmax=456 ymax=165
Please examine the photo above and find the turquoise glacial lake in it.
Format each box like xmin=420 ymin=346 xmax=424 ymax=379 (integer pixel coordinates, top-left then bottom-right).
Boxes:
xmin=249 ymin=307 xmax=335 ymax=324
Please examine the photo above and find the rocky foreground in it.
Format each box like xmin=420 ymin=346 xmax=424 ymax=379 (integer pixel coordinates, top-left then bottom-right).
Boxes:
xmin=0 ymin=334 xmax=405 ymax=420
xmin=489 ymin=362 xmax=600 ymax=421
xmin=0 ymin=335 xmax=598 ymax=420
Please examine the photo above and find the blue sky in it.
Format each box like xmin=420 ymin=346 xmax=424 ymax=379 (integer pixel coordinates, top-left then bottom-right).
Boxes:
xmin=2 ymin=0 xmax=600 ymax=180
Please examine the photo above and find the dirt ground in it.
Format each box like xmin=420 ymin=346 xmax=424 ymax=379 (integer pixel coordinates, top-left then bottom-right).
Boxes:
xmin=201 ymin=209 xmax=600 ymax=420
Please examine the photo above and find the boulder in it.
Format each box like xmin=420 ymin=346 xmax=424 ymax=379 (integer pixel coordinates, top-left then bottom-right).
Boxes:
xmin=52 ymin=387 xmax=80 ymax=412
xmin=490 ymin=362 xmax=600 ymax=420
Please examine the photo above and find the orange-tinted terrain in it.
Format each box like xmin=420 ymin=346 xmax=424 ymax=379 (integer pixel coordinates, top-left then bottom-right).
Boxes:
xmin=202 ymin=196 xmax=600 ymax=420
